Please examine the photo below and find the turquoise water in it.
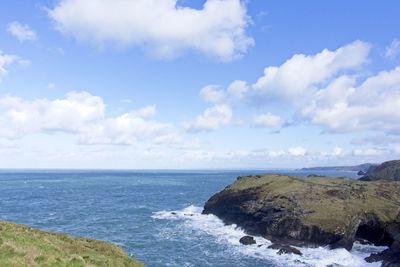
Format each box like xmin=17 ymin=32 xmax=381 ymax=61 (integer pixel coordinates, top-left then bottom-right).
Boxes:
xmin=0 ymin=170 xmax=384 ymax=267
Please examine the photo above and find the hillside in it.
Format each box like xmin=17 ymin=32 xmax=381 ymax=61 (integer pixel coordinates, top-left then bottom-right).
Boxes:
xmin=0 ymin=221 xmax=143 ymax=267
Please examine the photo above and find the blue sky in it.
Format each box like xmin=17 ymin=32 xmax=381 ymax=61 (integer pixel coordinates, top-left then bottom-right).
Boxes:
xmin=0 ymin=0 xmax=399 ymax=169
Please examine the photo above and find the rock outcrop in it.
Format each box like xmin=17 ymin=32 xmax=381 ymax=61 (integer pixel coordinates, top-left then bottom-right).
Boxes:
xmin=0 ymin=220 xmax=143 ymax=266
xmin=360 ymin=160 xmax=400 ymax=181
xmin=203 ymin=174 xmax=400 ymax=266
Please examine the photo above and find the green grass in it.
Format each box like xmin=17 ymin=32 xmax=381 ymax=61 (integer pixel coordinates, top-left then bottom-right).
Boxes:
xmin=230 ymin=174 xmax=400 ymax=233
xmin=0 ymin=221 xmax=144 ymax=267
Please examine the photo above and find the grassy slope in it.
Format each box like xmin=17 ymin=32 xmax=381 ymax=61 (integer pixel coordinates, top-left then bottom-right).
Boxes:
xmin=0 ymin=221 xmax=144 ymax=267
xmin=230 ymin=174 xmax=400 ymax=232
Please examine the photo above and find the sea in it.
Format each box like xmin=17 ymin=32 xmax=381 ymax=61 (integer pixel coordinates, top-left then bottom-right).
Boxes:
xmin=0 ymin=169 xmax=386 ymax=267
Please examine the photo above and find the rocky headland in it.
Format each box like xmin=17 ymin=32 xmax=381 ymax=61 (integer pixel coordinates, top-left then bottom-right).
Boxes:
xmin=0 ymin=220 xmax=143 ymax=267
xmin=203 ymin=162 xmax=400 ymax=266
xmin=360 ymin=160 xmax=400 ymax=181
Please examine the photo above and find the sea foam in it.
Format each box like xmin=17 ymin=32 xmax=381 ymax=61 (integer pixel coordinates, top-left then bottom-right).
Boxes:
xmin=152 ymin=205 xmax=385 ymax=267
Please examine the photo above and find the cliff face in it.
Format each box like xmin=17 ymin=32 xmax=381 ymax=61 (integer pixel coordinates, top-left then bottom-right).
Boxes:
xmin=0 ymin=221 xmax=143 ymax=267
xmin=203 ymin=174 xmax=400 ymax=265
xmin=360 ymin=160 xmax=400 ymax=181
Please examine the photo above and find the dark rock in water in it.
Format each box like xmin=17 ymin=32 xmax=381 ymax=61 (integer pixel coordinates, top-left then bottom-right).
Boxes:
xmin=307 ymin=174 xmax=321 ymax=178
xmin=365 ymin=242 xmax=400 ymax=267
xmin=360 ymin=160 xmax=400 ymax=181
xmin=392 ymin=240 xmax=400 ymax=253
xmin=239 ymin=235 xmax=256 ymax=245
xmin=268 ymin=244 xmax=302 ymax=255
xmin=357 ymin=170 xmax=366 ymax=176
xmin=202 ymin=174 xmax=400 ymax=253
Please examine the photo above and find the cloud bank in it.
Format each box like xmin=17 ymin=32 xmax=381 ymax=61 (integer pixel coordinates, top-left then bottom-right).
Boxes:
xmin=49 ymin=0 xmax=253 ymax=61
xmin=0 ymin=91 xmax=171 ymax=145
xmin=194 ymin=40 xmax=400 ymax=136
xmin=184 ymin=104 xmax=232 ymax=132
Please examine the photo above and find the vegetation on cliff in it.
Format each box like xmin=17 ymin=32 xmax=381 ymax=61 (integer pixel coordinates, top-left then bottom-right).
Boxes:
xmin=0 ymin=221 xmax=143 ymax=267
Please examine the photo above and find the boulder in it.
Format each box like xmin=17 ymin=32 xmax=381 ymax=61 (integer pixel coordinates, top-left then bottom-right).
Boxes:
xmin=239 ymin=235 xmax=256 ymax=245
xmin=268 ymin=244 xmax=302 ymax=255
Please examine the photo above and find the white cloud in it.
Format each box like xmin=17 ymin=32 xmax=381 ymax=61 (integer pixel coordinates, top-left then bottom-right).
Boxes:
xmin=0 ymin=51 xmax=21 ymax=82
xmin=252 ymin=40 xmax=370 ymax=101
xmin=351 ymin=134 xmax=400 ymax=146
xmin=385 ymin=38 xmax=400 ymax=59
xmin=0 ymin=91 xmax=171 ymax=145
xmin=7 ymin=21 xmax=37 ymax=42
xmin=192 ymin=41 xmax=374 ymax=133
xmin=352 ymin=148 xmax=386 ymax=157
xmin=253 ymin=113 xmax=283 ymax=128
xmin=303 ymin=67 xmax=400 ymax=133
xmin=268 ymin=150 xmax=286 ymax=157
xmin=0 ymin=91 xmax=105 ymax=138
xmin=199 ymin=85 xmax=225 ymax=103
xmin=49 ymin=0 xmax=253 ymax=61
xmin=227 ymin=80 xmax=248 ymax=99
xmin=176 ymin=138 xmax=206 ymax=152
xmin=132 ymin=105 xmax=156 ymax=118
xmin=288 ymin=146 xmax=307 ymax=156
xmin=154 ymin=133 xmax=181 ymax=145
xmin=79 ymin=110 xmax=171 ymax=145
xmin=202 ymin=40 xmax=400 ymax=136
xmin=332 ymin=147 xmax=344 ymax=156
xmin=185 ymin=104 xmax=232 ymax=132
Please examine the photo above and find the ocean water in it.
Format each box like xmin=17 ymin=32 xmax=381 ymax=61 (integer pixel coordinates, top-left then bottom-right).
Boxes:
xmin=0 ymin=170 xmax=386 ymax=267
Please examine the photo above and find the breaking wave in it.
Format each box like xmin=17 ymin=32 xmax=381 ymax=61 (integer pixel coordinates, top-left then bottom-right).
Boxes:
xmin=152 ymin=205 xmax=385 ymax=267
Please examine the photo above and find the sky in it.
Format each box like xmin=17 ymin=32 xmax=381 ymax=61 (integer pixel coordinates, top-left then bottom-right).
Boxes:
xmin=0 ymin=0 xmax=399 ymax=169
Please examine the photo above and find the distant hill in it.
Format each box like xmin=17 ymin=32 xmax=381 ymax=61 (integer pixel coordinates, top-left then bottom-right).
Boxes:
xmin=299 ymin=163 xmax=378 ymax=174
xmin=359 ymin=160 xmax=400 ymax=181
